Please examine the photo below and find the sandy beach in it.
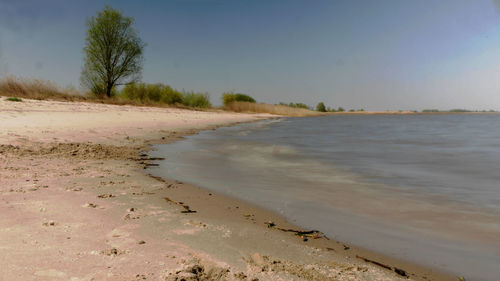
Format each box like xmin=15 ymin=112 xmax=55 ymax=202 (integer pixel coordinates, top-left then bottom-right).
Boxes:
xmin=0 ymin=99 xmax=454 ymax=281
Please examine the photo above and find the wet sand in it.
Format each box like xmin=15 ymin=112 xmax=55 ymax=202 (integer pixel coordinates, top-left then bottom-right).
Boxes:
xmin=0 ymin=98 xmax=454 ymax=280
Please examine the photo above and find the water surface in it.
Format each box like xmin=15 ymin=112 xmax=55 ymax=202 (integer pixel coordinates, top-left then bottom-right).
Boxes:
xmin=150 ymin=114 xmax=500 ymax=281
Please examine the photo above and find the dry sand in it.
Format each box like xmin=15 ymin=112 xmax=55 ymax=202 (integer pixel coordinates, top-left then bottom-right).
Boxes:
xmin=0 ymin=98 xmax=453 ymax=280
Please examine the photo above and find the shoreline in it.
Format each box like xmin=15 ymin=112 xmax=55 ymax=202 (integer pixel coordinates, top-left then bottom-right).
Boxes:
xmin=141 ymin=122 xmax=456 ymax=281
xmin=0 ymin=98 xmax=455 ymax=280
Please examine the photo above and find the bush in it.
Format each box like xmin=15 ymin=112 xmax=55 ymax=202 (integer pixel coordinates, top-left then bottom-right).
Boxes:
xmin=6 ymin=97 xmax=22 ymax=102
xmin=182 ymin=91 xmax=211 ymax=108
xmin=120 ymin=82 xmax=183 ymax=105
xmin=120 ymin=82 xmax=211 ymax=108
xmin=145 ymin=84 xmax=163 ymax=102
xmin=222 ymin=93 xmax=235 ymax=105
xmin=337 ymin=107 xmax=345 ymax=112
xmin=121 ymin=82 xmax=146 ymax=101
xmin=222 ymin=92 xmax=255 ymax=106
xmin=235 ymin=93 xmax=255 ymax=103
xmin=288 ymin=102 xmax=309 ymax=109
xmin=316 ymin=102 xmax=326 ymax=112
xmin=161 ymin=85 xmax=183 ymax=104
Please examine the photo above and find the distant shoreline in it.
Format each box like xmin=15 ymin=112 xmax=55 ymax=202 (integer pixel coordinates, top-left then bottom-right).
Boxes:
xmin=324 ymin=111 xmax=500 ymax=115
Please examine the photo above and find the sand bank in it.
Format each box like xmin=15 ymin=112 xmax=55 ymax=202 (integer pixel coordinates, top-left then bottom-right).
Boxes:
xmin=0 ymin=98 xmax=453 ymax=280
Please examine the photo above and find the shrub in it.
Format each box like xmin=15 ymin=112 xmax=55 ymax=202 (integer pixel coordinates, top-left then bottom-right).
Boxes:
xmin=121 ymin=82 xmax=147 ymax=101
xmin=316 ymin=102 xmax=326 ymax=112
xmin=222 ymin=92 xmax=255 ymax=106
xmin=145 ymin=84 xmax=163 ymax=102
xmin=337 ymin=107 xmax=345 ymax=112
xmin=277 ymin=102 xmax=311 ymax=109
xmin=6 ymin=97 xmax=22 ymax=102
xmin=235 ymin=93 xmax=255 ymax=103
xmin=182 ymin=91 xmax=211 ymax=108
xmin=161 ymin=85 xmax=183 ymax=104
xmin=222 ymin=92 xmax=236 ymax=105
xmin=288 ymin=102 xmax=309 ymax=109
xmin=120 ymin=82 xmax=183 ymax=105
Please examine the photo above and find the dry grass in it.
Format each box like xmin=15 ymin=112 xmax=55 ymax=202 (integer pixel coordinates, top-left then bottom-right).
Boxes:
xmin=0 ymin=76 xmax=214 ymax=111
xmin=0 ymin=77 xmax=183 ymax=109
xmin=226 ymin=101 xmax=323 ymax=116
xmin=0 ymin=76 xmax=89 ymax=102
xmin=0 ymin=77 xmax=323 ymax=115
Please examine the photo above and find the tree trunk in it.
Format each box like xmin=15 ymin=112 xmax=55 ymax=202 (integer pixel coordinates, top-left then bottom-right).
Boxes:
xmin=106 ymin=83 xmax=113 ymax=98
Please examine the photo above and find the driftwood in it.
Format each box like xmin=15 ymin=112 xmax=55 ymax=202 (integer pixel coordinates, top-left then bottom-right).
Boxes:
xmin=264 ymin=222 xmax=327 ymax=241
xmin=164 ymin=197 xmax=197 ymax=213
xmin=356 ymin=255 xmax=407 ymax=277
xmin=138 ymin=156 xmax=164 ymax=169
xmin=149 ymin=175 xmax=167 ymax=183
xmin=138 ymin=157 xmax=165 ymax=161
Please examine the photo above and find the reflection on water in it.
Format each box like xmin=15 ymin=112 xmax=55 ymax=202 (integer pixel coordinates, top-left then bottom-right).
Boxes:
xmin=150 ymin=115 xmax=500 ymax=281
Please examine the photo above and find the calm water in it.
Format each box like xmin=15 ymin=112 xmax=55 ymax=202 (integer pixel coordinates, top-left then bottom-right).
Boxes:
xmin=150 ymin=115 xmax=500 ymax=281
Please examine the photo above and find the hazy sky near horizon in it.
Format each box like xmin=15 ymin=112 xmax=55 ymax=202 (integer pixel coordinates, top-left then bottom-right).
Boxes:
xmin=1 ymin=0 xmax=500 ymax=110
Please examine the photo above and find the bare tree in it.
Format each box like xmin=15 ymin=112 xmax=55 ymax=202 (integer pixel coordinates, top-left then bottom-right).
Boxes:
xmin=81 ymin=6 xmax=145 ymax=98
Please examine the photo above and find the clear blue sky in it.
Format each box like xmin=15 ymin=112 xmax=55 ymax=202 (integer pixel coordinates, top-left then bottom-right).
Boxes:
xmin=1 ymin=0 xmax=500 ymax=110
